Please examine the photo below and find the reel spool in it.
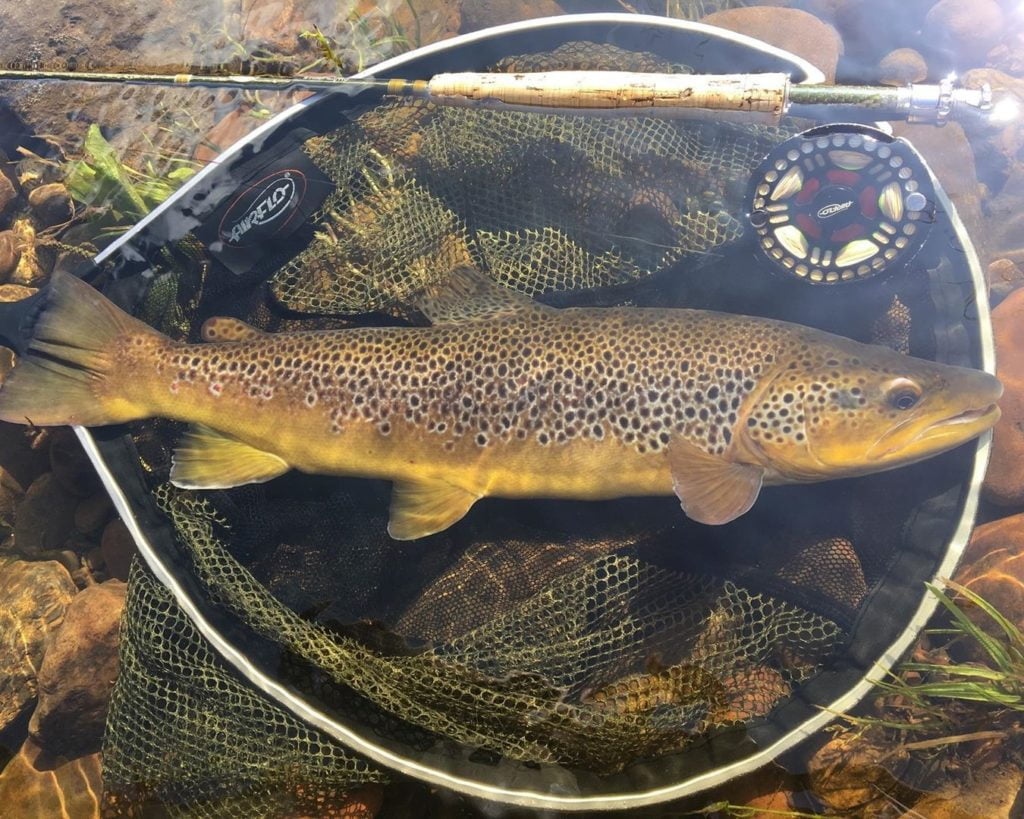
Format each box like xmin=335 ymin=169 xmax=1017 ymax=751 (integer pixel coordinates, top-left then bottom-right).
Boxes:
xmin=748 ymin=125 xmax=934 ymax=284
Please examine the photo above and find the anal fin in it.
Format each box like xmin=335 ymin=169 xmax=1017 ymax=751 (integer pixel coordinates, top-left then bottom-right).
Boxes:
xmin=668 ymin=438 xmax=765 ymax=525
xmin=388 ymin=479 xmax=481 ymax=540
xmin=170 ymin=424 xmax=290 ymax=489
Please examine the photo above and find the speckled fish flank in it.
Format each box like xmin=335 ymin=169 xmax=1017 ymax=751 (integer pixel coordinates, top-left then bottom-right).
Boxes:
xmin=0 ymin=270 xmax=1002 ymax=539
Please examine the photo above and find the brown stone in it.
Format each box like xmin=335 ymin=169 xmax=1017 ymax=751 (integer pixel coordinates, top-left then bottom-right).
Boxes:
xmin=808 ymin=733 xmax=913 ymax=812
xmin=878 ymin=48 xmax=928 ymax=86
xmin=954 ymin=514 xmax=1024 ymax=663
xmin=0 ymin=231 xmax=19 ymax=281
xmin=29 ymin=580 xmax=125 ymax=757
xmin=73 ymin=493 xmax=112 ymax=536
xmin=989 ymin=258 xmax=1024 ymax=304
xmin=49 ymin=429 xmax=100 ymax=498
xmin=982 ymin=288 xmax=1024 ymax=507
xmin=709 ymin=763 xmax=801 ymax=816
xmin=460 ymin=0 xmax=564 ymax=33
xmin=987 ymin=32 xmax=1024 ymax=77
xmin=0 ymin=560 xmax=77 ymax=733
xmin=701 ymin=7 xmax=843 ymax=83
xmin=924 ymin=0 xmax=1005 ymax=63
xmin=0 ymin=738 xmax=102 ymax=818
xmin=962 ymin=512 xmax=1024 ymax=567
xmin=0 ymin=173 xmax=17 ymax=219
xmin=904 ymin=764 xmax=1024 ymax=818
xmin=27 ymin=183 xmax=73 ymax=228
xmin=100 ymin=519 xmax=137 ymax=583
xmin=13 ymin=473 xmax=79 ymax=555
xmin=193 ymin=108 xmax=257 ymax=165
xmin=14 ymin=156 xmax=57 ymax=195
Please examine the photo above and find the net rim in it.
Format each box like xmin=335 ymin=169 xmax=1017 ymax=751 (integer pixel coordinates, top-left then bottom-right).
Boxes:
xmin=74 ymin=15 xmax=992 ymax=811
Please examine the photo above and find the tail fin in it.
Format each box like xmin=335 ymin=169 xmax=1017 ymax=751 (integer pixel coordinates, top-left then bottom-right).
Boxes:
xmin=0 ymin=272 xmax=163 ymax=426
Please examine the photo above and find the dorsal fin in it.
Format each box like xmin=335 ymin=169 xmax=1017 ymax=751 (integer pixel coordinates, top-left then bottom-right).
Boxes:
xmin=200 ymin=316 xmax=267 ymax=343
xmin=411 ymin=266 xmax=551 ymax=325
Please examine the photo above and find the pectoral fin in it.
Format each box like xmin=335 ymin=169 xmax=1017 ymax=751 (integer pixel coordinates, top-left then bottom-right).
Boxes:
xmin=668 ymin=439 xmax=765 ymax=525
xmin=170 ymin=424 xmax=290 ymax=489
xmin=388 ymin=479 xmax=481 ymax=540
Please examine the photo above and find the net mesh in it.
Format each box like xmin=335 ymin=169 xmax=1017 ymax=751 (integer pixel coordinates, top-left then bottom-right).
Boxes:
xmin=98 ymin=41 xmax=928 ymax=814
xmin=270 ymin=43 xmax=784 ymax=315
xmin=103 ymin=561 xmax=386 ymax=818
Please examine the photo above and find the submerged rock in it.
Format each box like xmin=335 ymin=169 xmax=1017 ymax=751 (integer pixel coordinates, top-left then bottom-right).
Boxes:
xmin=0 ymin=174 xmax=17 ymax=220
xmin=29 ymin=580 xmax=125 ymax=758
xmin=956 ymin=514 xmax=1024 ymax=662
xmin=982 ymin=288 xmax=1024 ymax=507
xmin=0 ymin=560 xmax=77 ymax=734
xmin=907 ymin=764 xmax=1024 ymax=818
xmin=924 ymin=0 xmax=1005 ymax=64
xmin=193 ymin=108 xmax=256 ymax=165
xmin=701 ymin=7 xmax=842 ymax=82
xmin=73 ymin=494 xmax=112 ymax=538
xmin=962 ymin=512 xmax=1024 ymax=567
xmin=461 ymin=0 xmax=563 ymax=32
xmin=807 ymin=734 xmax=914 ymax=812
xmin=878 ymin=48 xmax=928 ymax=86
xmin=13 ymin=473 xmax=79 ymax=556
xmin=99 ymin=519 xmax=136 ymax=583
xmin=0 ymin=231 xmax=19 ymax=281
xmin=49 ymin=429 xmax=100 ymax=499
xmin=26 ymin=183 xmax=72 ymax=228
xmin=989 ymin=258 xmax=1024 ymax=304
xmin=0 ymin=738 xmax=102 ymax=818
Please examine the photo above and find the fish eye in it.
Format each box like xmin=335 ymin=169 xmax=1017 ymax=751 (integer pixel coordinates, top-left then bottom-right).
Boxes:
xmin=886 ymin=378 xmax=922 ymax=411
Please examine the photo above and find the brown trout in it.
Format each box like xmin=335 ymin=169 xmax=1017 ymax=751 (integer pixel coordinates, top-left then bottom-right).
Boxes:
xmin=0 ymin=270 xmax=1001 ymax=540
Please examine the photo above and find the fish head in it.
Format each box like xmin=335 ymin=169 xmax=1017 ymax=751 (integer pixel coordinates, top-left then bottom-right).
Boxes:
xmin=740 ymin=333 xmax=1002 ymax=481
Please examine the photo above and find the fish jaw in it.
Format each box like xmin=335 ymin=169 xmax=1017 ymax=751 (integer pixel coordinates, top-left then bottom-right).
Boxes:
xmin=867 ymin=401 xmax=1000 ymax=464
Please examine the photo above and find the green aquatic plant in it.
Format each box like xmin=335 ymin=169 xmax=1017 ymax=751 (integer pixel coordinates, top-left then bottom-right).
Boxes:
xmin=693 ymin=802 xmax=821 ymax=817
xmin=64 ymin=124 xmax=196 ymax=238
xmin=618 ymin=0 xmax=754 ymax=20
xmin=835 ymin=580 xmax=1024 ymax=754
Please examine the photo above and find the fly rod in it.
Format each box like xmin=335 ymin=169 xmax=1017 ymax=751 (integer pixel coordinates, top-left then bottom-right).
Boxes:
xmin=0 ymin=67 xmax=993 ymax=126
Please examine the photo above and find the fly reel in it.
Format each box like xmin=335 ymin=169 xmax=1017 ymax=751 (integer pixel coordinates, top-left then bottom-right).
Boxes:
xmin=748 ymin=125 xmax=934 ymax=284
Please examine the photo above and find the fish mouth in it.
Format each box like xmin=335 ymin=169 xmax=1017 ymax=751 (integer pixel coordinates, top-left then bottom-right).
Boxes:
xmin=927 ymin=403 xmax=1000 ymax=429
xmin=916 ymin=403 xmax=1001 ymax=441
xmin=872 ymin=402 xmax=1001 ymax=461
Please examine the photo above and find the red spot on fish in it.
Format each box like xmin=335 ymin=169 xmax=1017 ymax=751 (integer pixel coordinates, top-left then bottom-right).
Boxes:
xmin=209 ymin=382 xmax=223 ymax=397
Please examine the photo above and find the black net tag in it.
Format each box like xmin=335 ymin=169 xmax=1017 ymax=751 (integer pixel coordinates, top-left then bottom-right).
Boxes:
xmin=193 ymin=136 xmax=335 ymax=277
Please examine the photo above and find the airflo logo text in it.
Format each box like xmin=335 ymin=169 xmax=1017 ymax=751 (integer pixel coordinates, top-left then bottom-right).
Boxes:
xmin=218 ymin=170 xmax=307 ymax=248
xmin=817 ymin=200 xmax=853 ymax=219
